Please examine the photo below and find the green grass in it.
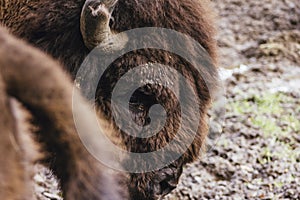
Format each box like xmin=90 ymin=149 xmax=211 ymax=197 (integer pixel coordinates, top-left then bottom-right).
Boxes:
xmin=228 ymin=92 xmax=299 ymax=136
xmin=227 ymin=91 xmax=300 ymax=162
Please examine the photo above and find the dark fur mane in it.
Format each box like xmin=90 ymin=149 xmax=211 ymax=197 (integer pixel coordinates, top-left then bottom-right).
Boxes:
xmin=113 ymin=0 xmax=217 ymax=60
xmin=1 ymin=0 xmax=217 ymax=74
xmin=0 ymin=1 xmax=218 ymax=199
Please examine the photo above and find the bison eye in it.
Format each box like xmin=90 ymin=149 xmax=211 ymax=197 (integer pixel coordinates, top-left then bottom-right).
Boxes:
xmin=129 ymin=102 xmax=146 ymax=113
xmin=137 ymin=104 xmax=145 ymax=111
xmin=129 ymin=86 xmax=159 ymax=127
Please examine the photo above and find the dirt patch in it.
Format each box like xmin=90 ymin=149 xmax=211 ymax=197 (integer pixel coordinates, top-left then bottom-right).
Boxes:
xmin=164 ymin=0 xmax=300 ymax=199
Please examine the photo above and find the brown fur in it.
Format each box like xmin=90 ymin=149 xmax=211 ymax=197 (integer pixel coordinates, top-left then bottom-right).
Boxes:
xmin=1 ymin=0 xmax=219 ymax=199
xmin=0 ymin=77 xmax=34 ymax=199
xmin=0 ymin=26 xmax=128 ymax=200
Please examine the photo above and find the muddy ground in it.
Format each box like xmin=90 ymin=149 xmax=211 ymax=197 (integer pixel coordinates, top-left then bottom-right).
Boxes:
xmin=164 ymin=0 xmax=300 ymax=199
xmin=35 ymin=0 xmax=300 ymax=199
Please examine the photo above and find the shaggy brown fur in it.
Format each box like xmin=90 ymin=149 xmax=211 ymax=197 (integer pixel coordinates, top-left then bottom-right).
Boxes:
xmin=0 ymin=27 xmax=128 ymax=200
xmin=1 ymin=0 xmax=219 ymax=199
